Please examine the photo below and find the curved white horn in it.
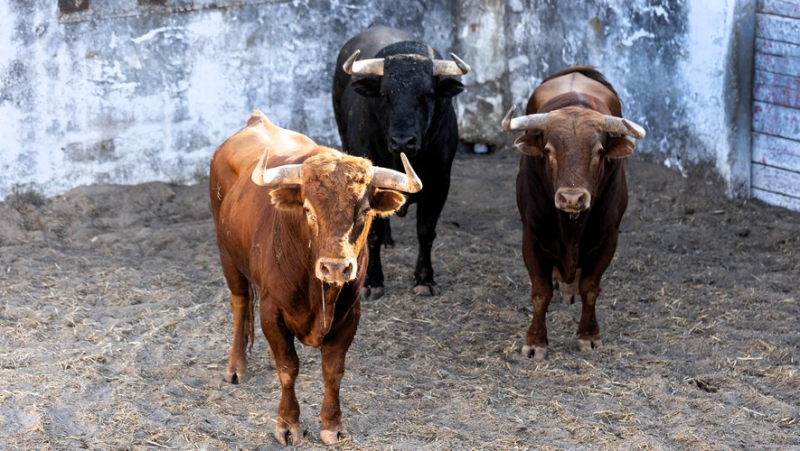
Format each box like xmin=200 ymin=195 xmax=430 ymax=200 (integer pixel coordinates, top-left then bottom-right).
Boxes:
xmin=432 ymin=53 xmax=470 ymax=76
xmin=502 ymin=105 xmax=549 ymax=132
xmin=251 ymin=150 xmax=303 ymax=186
xmin=343 ymin=50 xmax=385 ymax=76
xmin=604 ymin=116 xmax=646 ymax=139
xmin=372 ymin=153 xmax=423 ymax=193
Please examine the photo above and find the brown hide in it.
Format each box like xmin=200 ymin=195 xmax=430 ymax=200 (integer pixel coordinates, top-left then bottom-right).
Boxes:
xmin=209 ymin=110 xmax=405 ymax=445
xmin=513 ymin=66 xmax=641 ymax=361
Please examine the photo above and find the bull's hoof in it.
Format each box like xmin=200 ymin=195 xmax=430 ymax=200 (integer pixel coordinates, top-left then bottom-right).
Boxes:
xmin=320 ymin=424 xmax=347 ymax=445
xmin=413 ymin=284 xmax=437 ymax=296
xmin=561 ymin=292 xmax=576 ymax=304
xmin=360 ymin=286 xmax=385 ymax=301
xmin=577 ymin=337 xmax=603 ymax=353
xmin=223 ymin=366 xmax=249 ymax=384
xmin=275 ymin=422 xmax=303 ymax=446
xmin=521 ymin=344 xmax=548 ymax=361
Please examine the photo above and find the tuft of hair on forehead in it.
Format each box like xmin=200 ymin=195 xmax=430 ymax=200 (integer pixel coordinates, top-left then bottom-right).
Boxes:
xmin=548 ymin=107 xmax=605 ymax=135
xmin=302 ymin=148 xmax=374 ymax=199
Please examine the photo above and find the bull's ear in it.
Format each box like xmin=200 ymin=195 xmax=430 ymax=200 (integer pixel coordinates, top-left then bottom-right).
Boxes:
xmin=352 ymin=76 xmax=382 ymax=97
xmin=514 ymin=133 xmax=544 ymax=157
xmin=604 ymin=137 xmax=635 ymax=160
xmin=370 ymin=188 xmax=406 ymax=217
xmin=269 ymin=186 xmax=303 ymax=211
xmin=435 ymin=78 xmax=465 ymax=98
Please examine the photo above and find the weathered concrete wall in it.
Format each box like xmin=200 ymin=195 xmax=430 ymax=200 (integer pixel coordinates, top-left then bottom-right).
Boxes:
xmin=1 ymin=0 xmax=753 ymax=199
xmin=454 ymin=0 xmax=754 ymax=198
xmin=0 ymin=0 xmax=455 ymax=198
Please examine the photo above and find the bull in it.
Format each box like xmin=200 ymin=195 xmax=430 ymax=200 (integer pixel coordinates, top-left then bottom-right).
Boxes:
xmin=331 ymin=25 xmax=469 ymax=299
xmin=209 ymin=111 xmax=421 ymax=445
xmin=502 ymin=66 xmax=646 ymax=361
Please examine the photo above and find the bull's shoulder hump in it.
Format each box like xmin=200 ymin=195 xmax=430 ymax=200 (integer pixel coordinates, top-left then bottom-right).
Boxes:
xmin=534 ymin=72 xmax=620 ymax=113
xmin=216 ymin=128 xmax=269 ymax=176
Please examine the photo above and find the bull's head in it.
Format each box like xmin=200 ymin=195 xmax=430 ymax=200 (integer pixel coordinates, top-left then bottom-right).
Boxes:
xmin=251 ymin=151 xmax=422 ymax=285
xmin=503 ymin=105 xmax=646 ymax=214
xmin=344 ymin=46 xmax=469 ymax=156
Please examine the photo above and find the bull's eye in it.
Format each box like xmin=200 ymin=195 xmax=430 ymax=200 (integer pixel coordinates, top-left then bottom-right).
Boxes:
xmin=594 ymin=143 xmax=605 ymax=155
xmin=303 ymin=205 xmax=317 ymax=223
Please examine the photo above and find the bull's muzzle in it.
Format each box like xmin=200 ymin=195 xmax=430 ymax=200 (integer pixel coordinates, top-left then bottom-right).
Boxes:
xmin=388 ymin=135 xmax=420 ymax=156
xmin=316 ymin=257 xmax=357 ymax=285
xmin=555 ymin=188 xmax=591 ymax=213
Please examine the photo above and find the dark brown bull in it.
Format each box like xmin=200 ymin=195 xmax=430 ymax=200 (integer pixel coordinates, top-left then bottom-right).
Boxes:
xmin=209 ymin=111 xmax=421 ymax=445
xmin=502 ymin=66 xmax=646 ymax=361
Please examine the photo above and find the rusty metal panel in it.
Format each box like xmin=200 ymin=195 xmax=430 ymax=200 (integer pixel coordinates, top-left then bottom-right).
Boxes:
xmin=58 ymin=0 xmax=90 ymax=15
xmin=58 ymin=0 xmax=292 ymax=23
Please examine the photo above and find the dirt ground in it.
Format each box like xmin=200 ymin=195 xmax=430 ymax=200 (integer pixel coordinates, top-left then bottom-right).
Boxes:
xmin=0 ymin=150 xmax=797 ymax=450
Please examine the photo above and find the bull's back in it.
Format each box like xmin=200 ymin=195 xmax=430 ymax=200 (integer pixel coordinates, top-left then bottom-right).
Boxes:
xmin=530 ymin=69 xmax=622 ymax=116
xmin=209 ymin=112 xmax=318 ymax=269
xmin=210 ymin=112 xmax=318 ymax=210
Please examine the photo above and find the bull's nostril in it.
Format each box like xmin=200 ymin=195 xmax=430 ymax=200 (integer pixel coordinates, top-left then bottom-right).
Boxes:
xmin=320 ymin=264 xmax=330 ymax=276
xmin=390 ymin=136 xmax=416 ymax=151
xmin=343 ymin=264 xmax=352 ymax=277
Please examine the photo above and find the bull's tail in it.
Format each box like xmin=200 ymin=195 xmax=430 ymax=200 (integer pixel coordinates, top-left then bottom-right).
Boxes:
xmin=246 ymin=284 xmax=257 ymax=353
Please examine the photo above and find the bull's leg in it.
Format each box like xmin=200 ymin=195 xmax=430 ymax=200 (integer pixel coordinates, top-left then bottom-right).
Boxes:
xmin=362 ymin=216 xmax=387 ymax=301
xmin=576 ymin=234 xmax=618 ymax=353
xmin=521 ymin=230 xmax=554 ymax=361
xmin=261 ymin=313 xmax=302 ymax=446
xmin=318 ymin=308 xmax=359 ymax=445
xmin=383 ymin=219 xmax=394 ymax=248
xmin=219 ymin=251 xmax=253 ymax=384
xmin=553 ymin=267 xmax=580 ymax=304
xmin=413 ymin=181 xmax=449 ymax=296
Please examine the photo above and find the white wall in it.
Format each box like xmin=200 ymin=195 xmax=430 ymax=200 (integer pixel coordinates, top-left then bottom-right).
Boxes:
xmin=1 ymin=0 xmax=754 ymax=199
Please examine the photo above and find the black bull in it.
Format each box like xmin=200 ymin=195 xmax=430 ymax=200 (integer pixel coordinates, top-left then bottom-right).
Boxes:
xmin=332 ymin=25 xmax=469 ymax=299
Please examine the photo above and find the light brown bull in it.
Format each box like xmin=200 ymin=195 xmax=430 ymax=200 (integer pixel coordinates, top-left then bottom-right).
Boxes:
xmin=209 ymin=110 xmax=421 ymax=445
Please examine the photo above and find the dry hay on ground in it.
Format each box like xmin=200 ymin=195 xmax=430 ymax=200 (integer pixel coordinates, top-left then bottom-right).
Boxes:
xmin=0 ymin=152 xmax=798 ymax=449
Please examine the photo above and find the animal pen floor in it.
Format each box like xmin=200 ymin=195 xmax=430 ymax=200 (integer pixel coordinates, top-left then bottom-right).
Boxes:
xmin=0 ymin=151 xmax=798 ymax=449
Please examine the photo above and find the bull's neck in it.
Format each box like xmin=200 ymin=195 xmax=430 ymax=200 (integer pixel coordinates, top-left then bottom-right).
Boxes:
xmin=556 ymin=209 xmax=589 ymax=280
xmin=307 ymin=278 xmax=344 ymax=340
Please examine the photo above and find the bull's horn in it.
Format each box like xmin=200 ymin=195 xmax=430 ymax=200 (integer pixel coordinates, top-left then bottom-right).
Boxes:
xmin=502 ymin=105 xmax=549 ymax=132
xmin=343 ymin=50 xmax=385 ymax=76
xmin=251 ymin=150 xmax=303 ymax=186
xmin=432 ymin=53 xmax=470 ymax=76
xmin=604 ymin=116 xmax=646 ymax=139
xmin=372 ymin=153 xmax=423 ymax=193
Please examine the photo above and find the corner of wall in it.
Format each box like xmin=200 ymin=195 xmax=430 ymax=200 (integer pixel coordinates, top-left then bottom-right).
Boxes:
xmin=724 ymin=0 xmax=756 ymax=199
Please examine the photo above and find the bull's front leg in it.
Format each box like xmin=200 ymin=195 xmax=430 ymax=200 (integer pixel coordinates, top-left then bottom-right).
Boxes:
xmin=261 ymin=313 xmax=302 ymax=446
xmin=318 ymin=308 xmax=359 ymax=445
xmin=576 ymin=233 xmax=618 ymax=353
xmin=413 ymin=181 xmax=449 ymax=296
xmin=521 ymin=231 xmax=554 ymax=361
xmin=362 ymin=216 xmax=387 ymax=301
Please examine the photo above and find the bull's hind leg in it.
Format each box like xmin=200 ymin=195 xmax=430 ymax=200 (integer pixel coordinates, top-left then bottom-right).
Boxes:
xmin=262 ymin=311 xmax=303 ymax=445
xmin=220 ymin=252 xmax=253 ymax=384
xmin=553 ymin=267 xmax=580 ymax=304
xmin=521 ymin=231 xmax=554 ymax=360
xmin=319 ymin=306 xmax=359 ymax=445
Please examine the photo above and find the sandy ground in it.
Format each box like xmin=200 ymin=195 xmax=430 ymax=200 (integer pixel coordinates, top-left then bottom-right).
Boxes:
xmin=0 ymin=150 xmax=798 ymax=450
